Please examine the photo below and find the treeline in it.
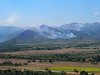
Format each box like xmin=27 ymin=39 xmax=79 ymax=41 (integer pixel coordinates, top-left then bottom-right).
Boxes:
xmin=32 ymin=47 xmax=61 ymax=50
xmin=0 ymin=44 xmax=62 ymax=52
xmin=0 ymin=69 xmax=65 ymax=75
xmin=0 ymin=69 xmax=95 ymax=75
xmin=0 ymin=61 xmax=28 ymax=66
xmin=0 ymin=54 xmax=100 ymax=63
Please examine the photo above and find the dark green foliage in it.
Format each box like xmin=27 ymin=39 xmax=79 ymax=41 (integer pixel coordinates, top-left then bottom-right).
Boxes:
xmin=80 ymin=71 xmax=88 ymax=75
xmin=0 ymin=61 xmax=14 ymax=66
xmin=0 ymin=53 xmax=99 ymax=63
xmin=0 ymin=69 xmax=66 ymax=75
xmin=60 ymin=71 xmax=66 ymax=75
xmin=0 ymin=61 xmax=27 ymax=66
xmin=91 ymin=73 xmax=95 ymax=75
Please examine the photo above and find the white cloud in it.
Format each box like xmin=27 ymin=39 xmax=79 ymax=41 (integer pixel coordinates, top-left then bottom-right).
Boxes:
xmin=6 ymin=13 xmax=19 ymax=25
xmin=0 ymin=12 xmax=20 ymax=25
xmin=93 ymin=11 xmax=99 ymax=16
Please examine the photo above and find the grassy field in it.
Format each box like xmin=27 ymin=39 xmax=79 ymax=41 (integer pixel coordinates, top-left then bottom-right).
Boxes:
xmin=49 ymin=67 xmax=100 ymax=72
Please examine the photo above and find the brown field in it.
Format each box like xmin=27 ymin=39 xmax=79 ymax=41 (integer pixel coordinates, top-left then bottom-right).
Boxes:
xmin=0 ymin=59 xmax=27 ymax=63
xmin=0 ymin=48 xmax=98 ymax=55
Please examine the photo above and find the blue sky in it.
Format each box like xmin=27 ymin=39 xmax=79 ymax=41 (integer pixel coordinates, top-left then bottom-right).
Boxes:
xmin=0 ymin=0 xmax=100 ymax=27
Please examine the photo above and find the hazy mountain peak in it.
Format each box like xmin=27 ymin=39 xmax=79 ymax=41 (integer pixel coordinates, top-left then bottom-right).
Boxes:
xmin=60 ymin=23 xmax=84 ymax=31
xmin=40 ymin=24 xmax=50 ymax=28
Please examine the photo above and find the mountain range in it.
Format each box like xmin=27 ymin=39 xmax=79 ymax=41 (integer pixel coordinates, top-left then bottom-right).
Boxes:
xmin=1 ymin=22 xmax=100 ymax=44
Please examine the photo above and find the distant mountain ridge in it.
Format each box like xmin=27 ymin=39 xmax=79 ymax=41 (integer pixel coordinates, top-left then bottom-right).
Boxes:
xmin=1 ymin=22 xmax=100 ymax=44
xmin=6 ymin=30 xmax=50 ymax=44
xmin=0 ymin=26 xmax=24 ymax=42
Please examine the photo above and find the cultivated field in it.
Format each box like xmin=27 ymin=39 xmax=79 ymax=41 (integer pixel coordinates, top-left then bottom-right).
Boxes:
xmin=0 ymin=48 xmax=98 ymax=55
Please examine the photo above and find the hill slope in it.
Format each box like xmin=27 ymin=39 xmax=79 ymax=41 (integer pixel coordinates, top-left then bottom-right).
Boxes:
xmin=0 ymin=26 xmax=24 ymax=42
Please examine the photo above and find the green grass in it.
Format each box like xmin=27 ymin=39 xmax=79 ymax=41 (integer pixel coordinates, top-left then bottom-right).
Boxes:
xmin=49 ymin=67 xmax=100 ymax=72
